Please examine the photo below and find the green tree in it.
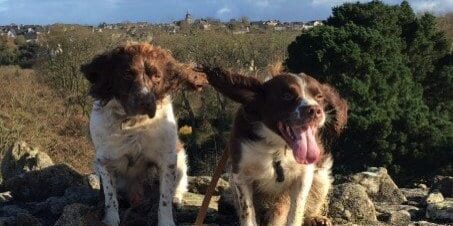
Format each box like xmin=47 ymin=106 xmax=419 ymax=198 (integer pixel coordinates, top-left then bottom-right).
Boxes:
xmin=285 ymin=0 xmax=452 ymax=183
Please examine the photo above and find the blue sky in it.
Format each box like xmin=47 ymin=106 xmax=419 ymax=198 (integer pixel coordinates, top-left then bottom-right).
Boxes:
xmin=0 ymin=0 xmax=452 ymax=25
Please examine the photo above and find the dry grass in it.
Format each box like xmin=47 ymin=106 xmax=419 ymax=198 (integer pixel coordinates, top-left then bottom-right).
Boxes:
xmin=0 ymin=66 xmax=93 ymax=174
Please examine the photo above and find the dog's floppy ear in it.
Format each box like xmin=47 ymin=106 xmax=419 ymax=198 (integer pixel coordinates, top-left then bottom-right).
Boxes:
xmin=80 ymin=50 xmax=120 ymax=102
xmin=80 ymin=52 xmax=112 ymax=84
xmin=203 ymin=67 xmax=263 ymax=105
xmin=322 ymin=84 xmax=348 ymax=134
xmin=174 ymin=62 xmax=208 ymax=90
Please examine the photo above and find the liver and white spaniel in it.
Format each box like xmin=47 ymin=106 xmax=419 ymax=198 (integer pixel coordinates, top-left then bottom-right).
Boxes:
xmin=202 ymin=67 xmax=348 ymax=226
xmin=81 ymin=43 xmax=207 ymax=226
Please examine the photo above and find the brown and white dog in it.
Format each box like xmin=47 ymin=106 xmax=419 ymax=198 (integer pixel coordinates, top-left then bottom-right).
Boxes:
xmin=81 ymin=43 xmax=207 ymax=226
xmin=202 ymin=68 xmax=347 ymax=226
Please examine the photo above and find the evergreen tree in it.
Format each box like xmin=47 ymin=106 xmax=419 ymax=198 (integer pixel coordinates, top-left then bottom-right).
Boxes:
xmin=285 ymin=0 xmax=452 ymax=183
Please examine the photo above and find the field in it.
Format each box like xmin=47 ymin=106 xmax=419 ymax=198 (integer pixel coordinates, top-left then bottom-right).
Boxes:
xmin=0 ymin=66 xmax=93 ymax=173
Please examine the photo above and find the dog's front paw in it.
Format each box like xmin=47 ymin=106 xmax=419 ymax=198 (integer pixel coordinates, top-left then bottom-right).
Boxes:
xmin=303 ymin=216 xmax=332 ymax=226
xmin=103 ymin=211 xmax=120 ymax=226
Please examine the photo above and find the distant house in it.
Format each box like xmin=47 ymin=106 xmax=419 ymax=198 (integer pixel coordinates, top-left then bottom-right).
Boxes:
xmin=264 ymin=20 xmax=279 ymax=26
xmin=232 ymin=27 xmax=250 ymax=35
xmin=302 ymin=20 xmax=324 ymax=30
xmin=197 ymin=19 xmax=211 ymax=30
xmin=7 ymin=30 xmax=16 ymax=38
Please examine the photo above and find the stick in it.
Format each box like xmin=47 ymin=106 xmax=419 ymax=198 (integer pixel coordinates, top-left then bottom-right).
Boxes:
xmin=194 ymin=148 xmax=230 ymax=226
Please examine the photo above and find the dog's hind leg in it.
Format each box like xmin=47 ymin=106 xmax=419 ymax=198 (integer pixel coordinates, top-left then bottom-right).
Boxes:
xmin=304 ymin=156 xmax=333 ymax=226
xmin=173 ymin=147 xmax=188 ymax=207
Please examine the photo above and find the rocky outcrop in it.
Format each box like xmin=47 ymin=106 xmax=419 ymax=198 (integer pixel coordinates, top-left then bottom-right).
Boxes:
xmin=3 ymin=164 xmax=85 ymax=202
xmin=328 ymin=182 xmax=377 ymax=224
xmin=188 ymin=176 xmax=230 ymax=195
xmin=0 ymin=142 xmax=451 ymax=226
xmin=350 ymin=167 xmax=407 ymax=204
xmin=1 ymin=141 xmax=53 ymax=182
xmin=431 ymin=176 xmax=453 ymax=198
xmin=426 ymin=196 xmax=453 ymax=222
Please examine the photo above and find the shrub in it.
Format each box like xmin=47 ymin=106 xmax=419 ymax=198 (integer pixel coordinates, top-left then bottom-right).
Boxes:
xmin=0 ymin=37 xmax=18 ymax=65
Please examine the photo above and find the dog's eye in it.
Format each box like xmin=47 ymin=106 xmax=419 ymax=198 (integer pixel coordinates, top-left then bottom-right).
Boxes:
xmin=145 ymin=64 xmax=157 ymax=76
xmin=282 ymin=92 xmax=294 ymax=101
xmin=316 ymin=94 xmax=324 ymax=101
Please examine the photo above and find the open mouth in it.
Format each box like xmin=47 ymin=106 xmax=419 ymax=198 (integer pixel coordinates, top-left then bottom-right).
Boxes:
xmin=277 ymin=122 xmax=320 ymax=164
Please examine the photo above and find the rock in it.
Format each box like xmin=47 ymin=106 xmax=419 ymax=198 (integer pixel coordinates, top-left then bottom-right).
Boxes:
xmin=0 ymin=205 xmax=29 ymax=217
xmin=0 ymin=217 xmax=15 ymax=226
xmin=177 ymin=192 xmax=219 ymax=224
xmin=425 ymin=198 xmax=453 ymax=221
xmin=328 ymin=183 xmax=377 ymax=224
xmin=417 ymin=184 xmax=428 ymax=190
xmin=350 ymin=167 xmax=407 ymax=204
xmin=44 ymin=186 xmax=99 ymax=215
xmin=409 ymin=221 xmax=444 ymax=226
xmin=83 ymin=174 xmax=100 ymax=190
xmin=16 ymin=213 xmax=42 ymax=226
xmin=425 ymin=192 xmax=444 ymax=205
xmin=4 ymin=164 xmax=85 ymax=202
xmin=375 ymin=203 xmax=423 ymax=221
xmin=188 ymin=176 xmax=229 ymax=195
xmin=401 ymin=188 xmax=428 ymax=205
xmin=0 ymin=191 xmax=12 ymax=203
xmin=54 ymin=203 xmax=101 ymax=226
xmin=431 ymin=176 xmax=453 ymax=197
xmin=377 ymin=209 xmax=411 ymax=225
xmin=1 ymin=141 xmax=53 ymax=182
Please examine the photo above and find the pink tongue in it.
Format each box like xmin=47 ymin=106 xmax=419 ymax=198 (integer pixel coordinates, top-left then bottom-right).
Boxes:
xmin=292 ymin=127 xmax=320 ymax=164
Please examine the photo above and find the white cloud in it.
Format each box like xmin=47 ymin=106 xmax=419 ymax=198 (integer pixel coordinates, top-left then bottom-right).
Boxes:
xmin=412 ymin=1 xmax=438 ymax=12
xmin=216 ymin=6 xmax=231 ymax=15
xmin=310 ymin=0 xmax=453 ymax=14
xmin=411 ymin=0 xmax=453 ymax=13
xmin=311 ymin=0 xmax=361 ymax=6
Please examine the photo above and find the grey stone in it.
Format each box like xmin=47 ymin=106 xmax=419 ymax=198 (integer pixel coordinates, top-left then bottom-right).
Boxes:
xmin=409 ymin=221 xmax=445 ymax=226
xmin=0 ymin=192 xmax=12 ymax=203
xmin=431 ymin=176 xmax=453 ymax=198
xmin=375 ymin=203 xmax=423 ymax=220
xmin=425 ymin=198 xmax=453 ymax=221
xmin=16 ymin=213 xmax=42 ymax=226
xmin=425 ymin=192 xmax=444 ymax=205
xmin=0 ymin=205 xmax=29 ymax=217
xmin=328 ymin=183 xmax=377 ymax=224
xmin=4 ymin=164 xmax=85 ymax=202
xmin=350 ymin=167 xmax=407 ymax=204
xmin=1 ymin=141 xmax=53 ymax=181
xmin=377 ymin=209 xmax=411 ymax=225
xmin=188 ymin=176 xmax=229 ymax=195
xmin=83 ymin=174 xmax=100 ymax=190
xmin=401 ymin=188 xmax=428 ymax=205
xmin=54 ymin=203 xmax=101 ymax=226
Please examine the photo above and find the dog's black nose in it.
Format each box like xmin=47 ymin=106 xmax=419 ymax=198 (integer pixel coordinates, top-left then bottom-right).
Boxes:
xmin=299 ymin=105 xmax=322 ymax=119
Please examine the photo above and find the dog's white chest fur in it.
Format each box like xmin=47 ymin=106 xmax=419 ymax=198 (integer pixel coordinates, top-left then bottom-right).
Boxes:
xmin=238 ymin=123 xmax=315 ymax=194
xmin=90 ymin=97 xmax=177 ymax=166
